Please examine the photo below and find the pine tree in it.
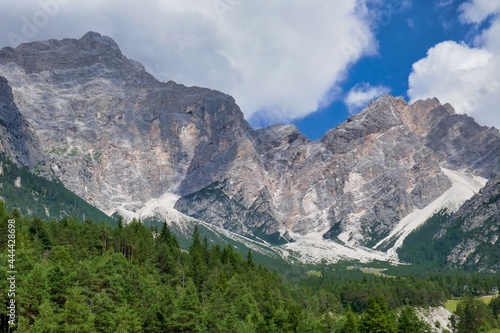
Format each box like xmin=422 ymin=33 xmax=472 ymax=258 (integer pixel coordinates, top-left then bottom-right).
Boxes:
xmin=361 ymin=298 xmax=397 ymax=333
xmin=114 ymin=304 xmax=142 ymax=333
xmin=24 ymin=301 xmax=58 ymax=332
xmin=488 ymin=295 xmax=500 ymax=318
xmin=246 ymin=250 xmax=255 ymax=268
xmin=340 ymin=305 xmax=360 ymax=333
xmin=58 ymin=286 xmax=96 ymax=332
xmin=454 ymin=293 xmax=494 ymax=333
xmin=397 ymin=306 xmax=427 ymax=333
xmin=92 ymin=291 xmax=117 ymax=332
xmin=189 ymin=225 xmax=206 ymax=288
xmin=159 ymin=221 xmax=179 ymax=250
xmin=167 ymin=279 xmax=206 ymax=332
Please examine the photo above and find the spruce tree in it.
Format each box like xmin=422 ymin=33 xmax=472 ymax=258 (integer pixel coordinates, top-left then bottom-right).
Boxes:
xmin=58 ymin=286 xmax=96 ymax=332
xmin=397 ymin=306 xmax=427 ymax=333
xmin=167 ymin=279 xmax=206 ymax=332
xmin=361 ymin=298 xmax=397 ymax=333
xmin=340 ymin=305 xmax=360 ymax=333
xmin=454 ymin=293 xmax=494 ymax=333
xmin=189 ymin=225 xmax=206 ymax=288
xmin=246 ymin=249 xmax=255 ymax=268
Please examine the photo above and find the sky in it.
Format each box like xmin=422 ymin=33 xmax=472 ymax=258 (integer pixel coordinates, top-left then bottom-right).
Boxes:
xmin=0 ymin=0 xmax=499 ymax=140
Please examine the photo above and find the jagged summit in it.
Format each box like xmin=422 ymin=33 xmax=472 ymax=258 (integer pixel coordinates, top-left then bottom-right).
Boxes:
xmin=0 ymin=33 xmax=498 ymax=266
xmin=0 ymin=32 xmax=252 ymax=211
xmin=0 ymin=32 xmax=128 ymax=75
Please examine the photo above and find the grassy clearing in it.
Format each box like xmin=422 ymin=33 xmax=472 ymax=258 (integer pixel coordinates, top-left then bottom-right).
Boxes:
xmin=306 ymin=271 xmax=322 ymax=277
xmin=481 ymin=295 xmax=494 ymax=305
xmin=444 ymin=299 xmax=459 ymax=312
xmin=359 ymin=267 xmax=388 ymax=276
xmin=445 ymin=295 xmax=496 ymax=313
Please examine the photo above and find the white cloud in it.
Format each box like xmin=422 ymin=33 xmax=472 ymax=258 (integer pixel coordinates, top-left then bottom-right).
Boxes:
xmin=407 ymin=1 xmax=500 ymax=130
xmin=0 ymin=0 xmax=377 ymax=123
xmin=459 ymin=0 xmax=500 ymax=24
xmin=344 ymin=83 xmax=391 ymax=114
xmin=436 ymin=0 xmax=453 ymax=8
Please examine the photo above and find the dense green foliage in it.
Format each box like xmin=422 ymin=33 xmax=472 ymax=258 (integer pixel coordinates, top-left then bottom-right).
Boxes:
xmin=0 ymin=154 xmax=114 ymax=224
xmin=451 ymin=293 xmax=499 ymax=333
xmin=397 ymin=211 xmax=455 ymax=266
xmin=0 ymin=205 xmax=498 ymax=332
xmin=397 ymin=306 xmax=430 ymax=333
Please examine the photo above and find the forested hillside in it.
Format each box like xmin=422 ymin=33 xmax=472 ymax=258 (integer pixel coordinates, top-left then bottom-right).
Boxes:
xmin=0 ymin=154 xmax=114 ymax=224
xmin=0 ymin=206 xmax=499 ymax=332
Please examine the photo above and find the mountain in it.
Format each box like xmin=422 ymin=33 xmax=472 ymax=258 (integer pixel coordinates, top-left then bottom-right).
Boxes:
xmin=398 ymin=173 xmax=500 ymax=272
xmin=0 ymin=32 xmax=255 ymax=215
xmin=0 ymin=32 xmax=498 ymax=267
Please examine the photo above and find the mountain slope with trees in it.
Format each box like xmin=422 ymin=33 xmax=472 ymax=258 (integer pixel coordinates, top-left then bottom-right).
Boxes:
xmin=398 ymin=174 xmax=500 ymax=272
xmin=0 ymin=153 xmax=114 ymax=224
xmin=0 ymin=206 xmax=499 ymax=332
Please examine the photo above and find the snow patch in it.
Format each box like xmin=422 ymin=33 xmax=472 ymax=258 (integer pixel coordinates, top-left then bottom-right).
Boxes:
xmin=106 ymin=168 xmax=486 ymax=265
xmin=112 ymin=193 xmax=283 ymax=257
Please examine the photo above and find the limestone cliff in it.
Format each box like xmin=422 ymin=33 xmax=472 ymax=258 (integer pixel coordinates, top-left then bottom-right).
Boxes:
xmin=0 ymin=32 xmax=498 ymax=250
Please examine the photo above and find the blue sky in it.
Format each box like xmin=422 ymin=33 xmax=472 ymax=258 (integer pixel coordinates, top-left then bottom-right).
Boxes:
xmin=0 ymin=0 xmax=499 ymax=139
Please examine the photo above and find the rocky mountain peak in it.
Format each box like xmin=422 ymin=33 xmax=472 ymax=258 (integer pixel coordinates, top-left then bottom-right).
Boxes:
xmin=0 ymin=31 xmax=138 ymax=76
xmin=80 ymin=31 xmax=120 ymax=48
xmin=405 ymin=98 xmax=455 ymax=137
xmin=255 ymin=124 xmax=309 ymax=151
xmin=0 ymin=33 xmax=498 ymax=260
xmin=0 ymin=32 xmax=254 ymax=212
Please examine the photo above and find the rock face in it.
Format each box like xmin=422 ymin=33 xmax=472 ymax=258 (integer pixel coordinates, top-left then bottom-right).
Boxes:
xmin=425 ymin=114 xmax=500 ymax=179
xmin=0 ymin=76 xmax=41 ymax=167
xmin=0 ymin=32 xmax=255 ymax=215
xmin=0 ymin=32 xmax=499 ymax=249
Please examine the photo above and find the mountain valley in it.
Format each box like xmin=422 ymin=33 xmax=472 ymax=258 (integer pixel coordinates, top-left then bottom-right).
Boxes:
xmin=0 ymin=32 xmax=498 ymax=270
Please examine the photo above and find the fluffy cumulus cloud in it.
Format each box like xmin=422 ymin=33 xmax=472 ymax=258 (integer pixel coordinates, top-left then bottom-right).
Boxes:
xmin=344 ymin=83 xmax=390 ymax=114
xmin=0 ymin=0 xmax=377 ymax=122
xmin=408 ymin=0 xmax=500 ymax=129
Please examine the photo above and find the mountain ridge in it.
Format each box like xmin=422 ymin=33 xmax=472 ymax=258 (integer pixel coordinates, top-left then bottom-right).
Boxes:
xmin=0 ymin=32 xmax=498 ymax=266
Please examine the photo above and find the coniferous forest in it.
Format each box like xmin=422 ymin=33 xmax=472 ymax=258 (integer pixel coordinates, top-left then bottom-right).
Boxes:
xmin=0 ymin=204 xmax=499 ymax=332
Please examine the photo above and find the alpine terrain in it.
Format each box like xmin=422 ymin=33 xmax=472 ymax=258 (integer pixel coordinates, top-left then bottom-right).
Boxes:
xmin=0 ymin=32 xmax=498 ymax=269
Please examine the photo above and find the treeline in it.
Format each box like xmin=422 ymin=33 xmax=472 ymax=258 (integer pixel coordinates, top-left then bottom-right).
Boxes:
xmin=0 ymin=205 xmax=499 ymax=332
xmin=0 ymin=153 xmax=113 ymax=223
xmin=397 ymin=210 xmax=499 ymax=272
